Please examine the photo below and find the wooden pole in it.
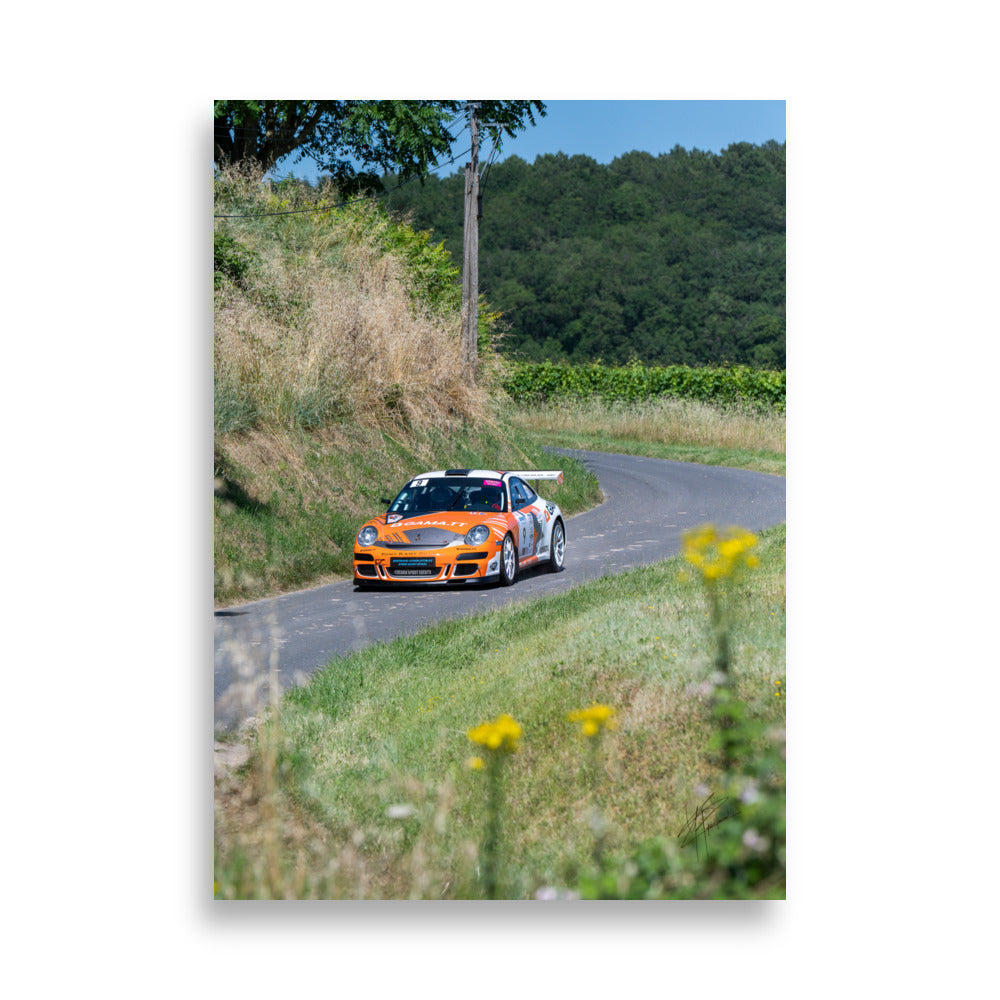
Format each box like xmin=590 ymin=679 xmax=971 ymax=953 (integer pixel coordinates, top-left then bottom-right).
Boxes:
xmin=461 ymin=105 xmax=479 ymax=382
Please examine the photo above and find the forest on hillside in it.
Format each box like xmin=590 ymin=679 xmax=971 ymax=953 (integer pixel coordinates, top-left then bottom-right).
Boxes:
xmin=380 ymin=141 xmax=785 ymax=368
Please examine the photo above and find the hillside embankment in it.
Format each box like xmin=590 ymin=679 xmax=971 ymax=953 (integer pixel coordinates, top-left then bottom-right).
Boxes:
xmin=214 ymin=166 xmax=600 ymax=606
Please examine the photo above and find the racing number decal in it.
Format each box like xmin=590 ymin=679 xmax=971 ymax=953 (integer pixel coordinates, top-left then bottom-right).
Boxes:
xmin=514 ymin=507 xmax=544 ymax=558
xmin=514 ymin=510 xmax=531 ymax=557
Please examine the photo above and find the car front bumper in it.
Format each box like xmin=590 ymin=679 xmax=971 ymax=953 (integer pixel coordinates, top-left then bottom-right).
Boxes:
xmin=353 ymin=548 xmax=502 ymax=584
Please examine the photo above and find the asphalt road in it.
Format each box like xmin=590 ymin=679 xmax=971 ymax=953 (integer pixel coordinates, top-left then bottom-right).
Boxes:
xmin=213 ymin=449 xmax=785 ymax=730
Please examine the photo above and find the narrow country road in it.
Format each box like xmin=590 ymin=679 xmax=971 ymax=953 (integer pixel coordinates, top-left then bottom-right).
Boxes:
xmin=214 ymin=449 xmax=785 ymax=730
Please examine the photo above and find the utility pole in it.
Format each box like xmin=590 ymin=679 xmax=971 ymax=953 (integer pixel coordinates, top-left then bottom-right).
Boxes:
xmin=461 ymin=103 xmax=480 ymax=382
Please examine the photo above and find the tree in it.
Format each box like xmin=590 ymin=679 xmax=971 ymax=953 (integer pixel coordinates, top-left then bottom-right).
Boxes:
xmin=214 ymin=100 xmax=545 ymax=196
xmin=382 ymin=139 xmax=785 ymax=368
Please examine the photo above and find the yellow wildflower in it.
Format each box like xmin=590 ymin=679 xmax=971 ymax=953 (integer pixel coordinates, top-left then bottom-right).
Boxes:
xmin=467 ymin=713 xmax=522 ymax=754
xmin=567 ymin=703 xmax=618 ymax=737
xmin=467 ymin=756 xmax=485 ymax=770
xmin=682 ymin=524 xmax=759 ymax=582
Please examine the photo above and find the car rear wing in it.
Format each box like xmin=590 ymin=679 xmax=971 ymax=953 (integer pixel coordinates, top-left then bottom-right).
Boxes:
xmin=505 ymin=470 xmax=564 ymax=485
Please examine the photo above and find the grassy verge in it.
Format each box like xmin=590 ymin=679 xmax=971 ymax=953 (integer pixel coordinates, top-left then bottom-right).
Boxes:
xmin=214 ymin=419 xmax=602 ymax=607
xmin=214 ymin=395 xmax=784 ymax=606
xmin=507 ymin=396 xmax=785 ymax=476
xmin=214 ymin=524 xmax=785 ymax=899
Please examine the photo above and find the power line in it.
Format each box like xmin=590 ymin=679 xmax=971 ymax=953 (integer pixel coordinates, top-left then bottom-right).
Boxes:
xmin=479 ymin=136 xmax=502 ymax=193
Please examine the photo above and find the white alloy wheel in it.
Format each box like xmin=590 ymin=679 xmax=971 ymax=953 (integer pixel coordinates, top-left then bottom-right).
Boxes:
xmin=549 ymin=519 xmax=565 ymax=572
xmin=499 ymin=533 xmax=518 ymax=586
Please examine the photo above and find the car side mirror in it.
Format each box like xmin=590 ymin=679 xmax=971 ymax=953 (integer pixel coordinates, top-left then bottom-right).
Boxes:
xmin=380 ymin=498 xmax=392 ymax=506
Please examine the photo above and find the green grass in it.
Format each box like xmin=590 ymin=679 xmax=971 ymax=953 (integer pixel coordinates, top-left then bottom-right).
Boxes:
xmin=214 ymin=524 xmax=785 ymax=899
xmin=524 ymin=428 xmax=785 ymax=476
xmin=507 ymin=396 xmax=786 ymax=476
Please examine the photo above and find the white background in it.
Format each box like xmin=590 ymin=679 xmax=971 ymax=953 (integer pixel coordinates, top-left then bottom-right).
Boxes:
xmin=2 ymin=2 xmax=996 ymax=996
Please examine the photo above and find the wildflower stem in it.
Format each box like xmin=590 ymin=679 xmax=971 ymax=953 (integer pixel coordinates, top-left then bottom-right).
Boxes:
xmin=466 ymin=714 xmax=521 ymax=899
xmin=589 ymin=737 xmax=606 ymax=867
xmin=483 ymin=758 xmax=503 ymax=899
xmin=708 ymin=584 xmax=730 ymax=677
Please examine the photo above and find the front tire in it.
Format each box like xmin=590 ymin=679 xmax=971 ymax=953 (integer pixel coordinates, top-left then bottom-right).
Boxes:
xmin=499 ymin=533 xmax=518 ymax=586
xmin=549 ymin=519 xmax=565 ymax=572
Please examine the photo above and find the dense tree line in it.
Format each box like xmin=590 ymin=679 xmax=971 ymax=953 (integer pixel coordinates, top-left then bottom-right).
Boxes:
xmin=381 ymin=142 xmax=785 ymax=368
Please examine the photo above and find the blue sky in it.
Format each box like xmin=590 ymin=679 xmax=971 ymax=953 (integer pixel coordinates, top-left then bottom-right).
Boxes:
xmin=272 ymin=100 xmax=785 ymax=183
xmin=471 ymin=100 xmax=785 ymax=165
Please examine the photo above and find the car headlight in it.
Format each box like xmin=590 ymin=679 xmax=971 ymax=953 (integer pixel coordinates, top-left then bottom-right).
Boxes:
xmin=357 ymin=526 xmax=379 ymax=547
xmin=465 ymin=524 xmax=491 ymax=546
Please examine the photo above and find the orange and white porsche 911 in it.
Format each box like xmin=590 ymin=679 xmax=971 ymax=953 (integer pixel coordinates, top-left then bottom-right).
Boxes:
xmin=353 ymin=469 xmax=566 ymax=588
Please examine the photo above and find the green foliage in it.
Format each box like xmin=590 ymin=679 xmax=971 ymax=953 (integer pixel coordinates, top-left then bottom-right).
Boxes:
xmin=577 ymin=529 xmax=785 ymax=900
xmin=504 ymin=360 xmax=785 ymax=411
xmin=578 ymin=702 xmax=785 ymax=899
xmin=214 ymin=100 xmax=545 ymax=197
xmin=371 ymin=217 xmax=463 ymax=315
xmin=212 ymin=224 xmax=305 ymax=325
xmin=213 ymin=231 xmax=259 ymax=290
xmin=383 ymin=142 xmax=785 ymax=367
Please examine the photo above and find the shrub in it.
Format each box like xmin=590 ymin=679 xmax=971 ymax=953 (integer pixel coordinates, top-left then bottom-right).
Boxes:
xmin=214 ymin=231 xmax=260 ymax=291
xmin=504 ymin=360 xmax=785 ymax=411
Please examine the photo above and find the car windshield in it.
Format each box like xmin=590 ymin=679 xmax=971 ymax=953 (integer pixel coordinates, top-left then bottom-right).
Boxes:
xmin=389 ymin=477 xmax=507 ymax=514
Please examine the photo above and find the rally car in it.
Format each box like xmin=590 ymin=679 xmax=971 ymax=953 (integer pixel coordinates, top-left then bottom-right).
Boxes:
xmin=353 ymin=469 xmax=566 ymax=588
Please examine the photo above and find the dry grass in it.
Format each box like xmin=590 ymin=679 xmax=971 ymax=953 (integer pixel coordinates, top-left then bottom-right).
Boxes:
xmin=213 ymin=253 xmax=491 ymax=430
xmin=214 ymin=164 xmax=505 ymax=434
xmin=510 ymin=395 xmax=786 ymax=455
xmin=217 ymin=423 xmax=383 ymax=525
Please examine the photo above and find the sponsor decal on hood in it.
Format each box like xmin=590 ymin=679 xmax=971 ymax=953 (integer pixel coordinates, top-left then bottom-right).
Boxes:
xmin=392 ymin=518 xmax=470 ymax=530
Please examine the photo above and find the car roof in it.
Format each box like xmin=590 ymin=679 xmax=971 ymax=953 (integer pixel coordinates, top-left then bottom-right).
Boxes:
xmin=411 ymin=470 xmax=505 ymax=480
